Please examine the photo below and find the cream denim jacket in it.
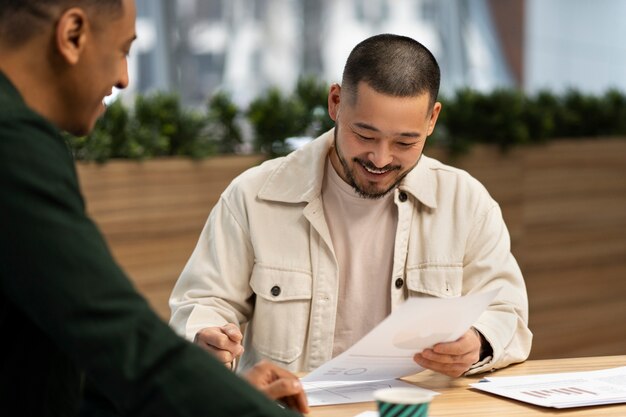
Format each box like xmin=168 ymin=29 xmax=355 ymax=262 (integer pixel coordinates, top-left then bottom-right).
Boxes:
xmin=169 ymin=130 xmax=532 ymax=374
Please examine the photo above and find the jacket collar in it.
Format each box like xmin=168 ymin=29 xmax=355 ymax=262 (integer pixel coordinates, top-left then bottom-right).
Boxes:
xmin=257 ymin=130 xmax=334 ymax=204
xmin=398 ymin=154 xmax=438 ymax=209
xmin=258 ymin=129 xmax=438 ymax=209
xmin=0 ymin=70 xmax=25 ymax=107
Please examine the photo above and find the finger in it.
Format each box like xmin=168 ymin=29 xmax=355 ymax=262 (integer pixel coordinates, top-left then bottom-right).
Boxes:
xmin=221 ymin=323 xmax=244 ymax=343
xmin=414 ymin=353 xmax=469 ymax=377
xmin=432 ymin=338 xmax=472 ymax=356
xmin=431 ymin=342 xmax=480 ymax=366
xmin=432 ymin=342 xmax=469 ymax=356
xmin=194 ymin=343 xmax=236 ymax=364
xmin=252 ymin=360 xmax=297 ymax=383
xmin=280 ymin=392 xmax=310 ymax=414
xmin=422 ymin=347 xmax=479 ymax=367
xmin=418 ymin=348 xmax=461 ymax=364
xmin=196 ymin=328 xmax=244 ymax=356
xmin=266 ymin=379 xmax=309 ymax=413
xmin=263 ymin=378 xmax=302 ymax=399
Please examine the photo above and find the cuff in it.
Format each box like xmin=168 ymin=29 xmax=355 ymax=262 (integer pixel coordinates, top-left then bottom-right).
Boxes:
xmin=465 ymin=328 xmax=494 ymax=375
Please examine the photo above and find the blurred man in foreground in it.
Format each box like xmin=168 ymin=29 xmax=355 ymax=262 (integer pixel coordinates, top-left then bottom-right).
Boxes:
xmin=0 ymin=1 xmax=307 ymax=415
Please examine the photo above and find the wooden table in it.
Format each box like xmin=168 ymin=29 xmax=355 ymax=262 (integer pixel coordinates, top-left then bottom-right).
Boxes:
xmin=307 ymin=355 xmax=626 ymax=416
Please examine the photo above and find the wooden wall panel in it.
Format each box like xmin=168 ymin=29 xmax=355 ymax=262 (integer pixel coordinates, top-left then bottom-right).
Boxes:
xmin=78 ymin=155 xmax=265 ymax=318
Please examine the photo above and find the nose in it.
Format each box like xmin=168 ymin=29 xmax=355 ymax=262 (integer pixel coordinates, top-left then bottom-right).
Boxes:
xmin=115 ymin=61 xmax=130 ymax=90
xmin=367 ymin=142 xmax=394 ymax=168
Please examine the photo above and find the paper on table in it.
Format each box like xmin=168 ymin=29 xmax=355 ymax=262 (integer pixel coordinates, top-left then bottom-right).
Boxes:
xmin=304 ymin=378 xmax=420 ymax=406
xmin=303 ymin=288 xmax=500 ymax=384
xmin=471 ymin=366 xmax=626 ymax=408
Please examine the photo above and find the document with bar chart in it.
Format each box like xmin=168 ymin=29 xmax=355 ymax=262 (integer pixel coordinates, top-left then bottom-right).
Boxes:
xmin=471 ymin=366 xmax=626 ymax=408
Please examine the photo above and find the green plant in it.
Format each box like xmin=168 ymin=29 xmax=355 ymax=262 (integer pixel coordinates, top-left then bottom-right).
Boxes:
xmin=294 ymin=76 xmax=334 ymax=137
xmin=434 ymin=89 xmax=479 ymax=154
xmin=440 ymin=88 xmax=530 ymax=152
xmin=247 ymin=76 xmax=335 ymax=156
xmin=132 ymin=93 xmax=213 ymax=159
xmin=67 ymin=93 xmax=214 ymax=162
xmin=66 ymin=79 xmax=626 ymax=161
xmin=207 ymin=91 xmax=242 ymax=154
xmin=247 ymin=87 xmax=307 ymax=155
xmin=522 ymin=91 xmax=559 ymax=143
xmin=602 ymin=89 xmax=626 ymax=136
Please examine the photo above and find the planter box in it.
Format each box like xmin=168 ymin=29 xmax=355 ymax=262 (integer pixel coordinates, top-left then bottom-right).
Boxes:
xmin=78 ymin=139 xmax=626 ymax=360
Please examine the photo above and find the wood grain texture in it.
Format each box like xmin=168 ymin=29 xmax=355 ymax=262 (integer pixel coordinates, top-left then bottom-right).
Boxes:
xmin=78 ymin=155 xmax=265 ymax=319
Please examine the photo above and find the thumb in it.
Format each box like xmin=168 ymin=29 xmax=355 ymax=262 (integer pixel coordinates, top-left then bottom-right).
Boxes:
xmin=221 ymin=323 xmax=243 ymax=343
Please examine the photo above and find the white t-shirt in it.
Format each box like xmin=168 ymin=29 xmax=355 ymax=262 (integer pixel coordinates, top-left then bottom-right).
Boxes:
xmin=322 ymin=157 xmax=398 ymax=357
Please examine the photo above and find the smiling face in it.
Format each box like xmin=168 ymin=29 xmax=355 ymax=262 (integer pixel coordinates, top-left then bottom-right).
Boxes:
xmin=60 ymin=0 xmax=136 ymax=135
xmin=328 ymin=81 xmax=441 ymax=199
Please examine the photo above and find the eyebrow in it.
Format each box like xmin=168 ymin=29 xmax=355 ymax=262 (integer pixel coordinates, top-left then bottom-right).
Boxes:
xmin=353 ymin=122 xmax=422 ymax=138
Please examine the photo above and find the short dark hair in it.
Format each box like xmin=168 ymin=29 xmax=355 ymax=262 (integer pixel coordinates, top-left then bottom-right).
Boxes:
xmin=342 ymin=33 xmax=441 ymax=108
xmin=0 ymin=0 xmax=122 ymax=46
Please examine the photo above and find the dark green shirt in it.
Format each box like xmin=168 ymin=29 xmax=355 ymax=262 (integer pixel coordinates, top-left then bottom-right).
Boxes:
xmin=0 ymin=71 xmax=298 ymax=417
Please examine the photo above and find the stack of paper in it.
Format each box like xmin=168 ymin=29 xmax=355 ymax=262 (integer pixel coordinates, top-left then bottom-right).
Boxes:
xmin=471 ymin=366 xmax=626 ymax=408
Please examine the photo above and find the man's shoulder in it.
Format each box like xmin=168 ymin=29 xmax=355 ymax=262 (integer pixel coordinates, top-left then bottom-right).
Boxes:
xmin=421 ymin=154 xmax=489 ymax=192
xmin=0 ymin=102 xmax=75 ymax=191
xmin=226 ymin=155 xmax=287 ymax=196
xmin=0 ymin=99 xmax=61 ymax=147
xmin=223 ymin=132 xmax=332 ymax=203
xmin=416 ymin=154 xmax=496 ymax=212
xmin=0 ymin=112 xmax=68 ymax=162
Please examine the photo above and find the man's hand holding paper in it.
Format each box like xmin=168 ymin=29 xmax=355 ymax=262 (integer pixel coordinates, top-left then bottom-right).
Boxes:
xmin=303 ymin=289 xmax=500 ymax=385
xmin=414 ymin=327 xmax=483 ymax=377
xmin=301 ymin=289 xmax=500 ymax=406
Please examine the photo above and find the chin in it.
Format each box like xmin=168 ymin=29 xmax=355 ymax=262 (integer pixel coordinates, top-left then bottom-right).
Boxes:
xmin=62 ymin=107 xmax=100 ymax=136
xmin=64 ymin=120 xmax=94 ymax=137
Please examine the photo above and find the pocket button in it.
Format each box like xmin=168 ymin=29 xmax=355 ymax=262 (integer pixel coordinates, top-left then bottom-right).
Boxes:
xmin=270 ymin=285 xmax=281 ymax=297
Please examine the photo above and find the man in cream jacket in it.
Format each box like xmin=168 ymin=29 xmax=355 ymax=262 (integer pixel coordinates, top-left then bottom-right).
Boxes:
xmin=170 ymin=34 xmax=532 ymax=377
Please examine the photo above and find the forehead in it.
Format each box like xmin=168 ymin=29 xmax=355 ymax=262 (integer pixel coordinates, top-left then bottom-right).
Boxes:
xmin=344 ymin=82 xmax=432 ymax=128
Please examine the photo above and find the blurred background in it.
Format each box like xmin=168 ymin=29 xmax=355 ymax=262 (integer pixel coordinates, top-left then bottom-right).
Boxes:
xmin=77 ymin=0 xmax=626 ymax=362
xmin=122 ymin=0 xmax=626 ymax=106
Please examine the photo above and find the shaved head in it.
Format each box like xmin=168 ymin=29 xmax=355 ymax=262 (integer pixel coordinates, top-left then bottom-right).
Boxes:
xmin=341 ymin=34 xmax=440 ymax=109
xmin=0 ymin=0 xmax=122 ymax=46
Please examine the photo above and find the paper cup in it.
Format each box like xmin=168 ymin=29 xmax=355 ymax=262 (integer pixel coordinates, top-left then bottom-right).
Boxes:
xmin=374 ymin=387 xmax=433 ymax=417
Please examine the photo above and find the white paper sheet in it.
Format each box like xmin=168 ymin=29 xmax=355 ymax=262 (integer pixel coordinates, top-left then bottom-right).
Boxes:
xmin=471 ymin=366 xmax=626 ymax=408
xmin=304 ymin=379 xmax=419 ymax=406
xmin=303 ymin=288 xmax=500 ymax=384
xmin=301 ymin=289 xmax=500 ymax=406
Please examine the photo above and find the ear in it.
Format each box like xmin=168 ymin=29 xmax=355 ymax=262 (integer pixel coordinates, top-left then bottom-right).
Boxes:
xmin=426 ymin=101 xmax=442 ymax=136
xmin=327 ymin=83 xmax=342 ymax=122
xmin=55 ymin=8 xmax=90 ymax=65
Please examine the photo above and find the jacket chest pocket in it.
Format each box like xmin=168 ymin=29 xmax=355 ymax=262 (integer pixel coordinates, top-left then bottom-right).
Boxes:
xmin=406 ymin=264 xmax=463 ymax=298
xmin=249 ymin=264 xmax=312 ymax=364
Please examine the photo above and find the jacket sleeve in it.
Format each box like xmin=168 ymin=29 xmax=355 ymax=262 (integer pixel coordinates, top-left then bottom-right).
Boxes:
xmin=462 ymin=203 xmax=532 ymax=375
xmin=169 ymin=189 xmax=256 ymax=341
xmin=0 ymin=120 xmax=298 ymax=417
